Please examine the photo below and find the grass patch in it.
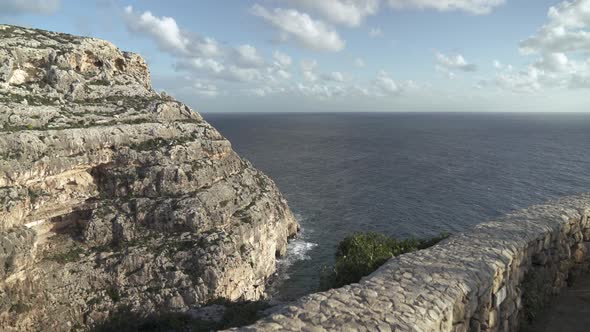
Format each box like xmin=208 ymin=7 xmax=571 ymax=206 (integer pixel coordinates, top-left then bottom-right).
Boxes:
xmin=320 ymin=232 xmax=449 ymax=290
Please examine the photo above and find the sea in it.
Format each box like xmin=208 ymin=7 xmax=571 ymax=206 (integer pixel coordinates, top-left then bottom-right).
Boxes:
xmin=203 ymin=112 xmax=590 ymax=300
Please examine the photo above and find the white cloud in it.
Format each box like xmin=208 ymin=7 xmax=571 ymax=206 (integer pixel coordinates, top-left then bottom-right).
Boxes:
xmin=300 ymin=59 xmax=319 ymax=81
xmin=296 ymin=83 xmax=347 ymax=98
xmin=387 ymin=0 xmax=505 ymax=15
xmin=533 ymin=52 xmax=570 ymax=72
xmin=190 ymin=37 xmax=221 ymax=58
xmin=303 ymin=71 xmax=319 ymax=82
xmin=321 ymin=71 xmax=345 ymax=82
xmin=519 ymin=0 xmax=590 ymax=55
xmin=0 ymin=0 xmax=59 ymax=15
xmin=435 ymin=65 xmax=456 ymax=79
xmin=178 ymin=58 xmax=225 ymax=73
xmin=251 ymin=4 xmax=346 ymax=52
xmin=232 ymin=44 xmax=265 ymax=68
xmin=494 ymin=67 xmax=543 ymax=93
xmin=369 ymin=27 xmax=384 ymax=37
xmin=192 ymin=82 xmax=219 ymax=97
xmin=502 ymin=0 xmax=590 ymax=91
xmin=300 ymin=59 xmax=318 ymax=72
xmin=435 ymin=52 xmax=476 ymax=78
xmin=355 ymin=58 xmax=366 ymax=67
xmin=374 ymin=70 xmax=400 ymax=94
xmin=276 ymin=69 xmax=292 ymax=79
xmin=251 ymin=88 xmax=270 ymax=97
xmin=484 ymin=53 xmax=590 ymax=93
xmin=435 ymin=52 xmax=477 ymax=72
xmin=281 ymin=0 xmax=379 ymax=27
xmin=124 ymin=6 xmax=188 ymax=52
xmin=273 ymin=51 xmax=292 ymax=67
xmin=224 ymin=66 xmax=265 ymax=82
xmin=123 ymin=6 xmax=220 ymax=57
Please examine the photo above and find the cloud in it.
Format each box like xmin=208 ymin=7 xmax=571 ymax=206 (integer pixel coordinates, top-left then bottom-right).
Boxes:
xmin=435 ymin=52 xmax=477 ymax=72
xmin=123 ymin=6 xmax=220 ymax=57
xmin=367 ymin=71 xmax=418 ymax=96
xmin=300 ymin=62 xmax=346 ymax=84
xmin=0 ymin=0 xmax=60 ymax=15
xmin=499 ymin=0 xmax=590 ymax=91
xmin=296 ymin=83 xmax=347 ymax=98
xmin=273 ymin=51 xmax=292 ymax=67
xmin=369 ymin=28 xmax=383 ymax=37
xmin=387 ymin=0 xmax=505 ymax=15
xmin=280 ymin=0 xmax=379 ymax=27
xmin=192 ymin=82 xmax=219 ymax=97
xmin=300 ymin=59 xmax=319 ymax=81
xmin=374 ymin=70 xmax=400 ymax=94
xmin=251 ymin=4 xmax=346 ymax=52
xmin=355 ymin=58 xmax=366 ymax=67
xmin=176 ymin=58 xmax=225 ymax=74
xmin=124 ymin=6 xmax=188 ymax=52
xmin=494 ymin=67 xmax=543 ymax=93
xmin=435 ymin=52 xmax=476 ymax=78
xmin=484 ymin=53 xmax=590 ymax=93
xmin=519 ymin=0 xmax=590 ymax=55
xmin=435 ymin=65 xmax=456 ymax=79
xmin=321 ymin=71 xmax=345 ymax=82
xmin=276 ymin=69 xmax=292 ymax=79
xmin=493 ymin=60 xmax=513 ymax=71
xmin=232 ymin=44 xmax=265 ymax=68
xmin=300 ymin=59 xmax=318 ymax=72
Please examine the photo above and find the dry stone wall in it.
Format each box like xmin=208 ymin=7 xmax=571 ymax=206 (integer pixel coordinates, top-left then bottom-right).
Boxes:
xmin=236 ymin=194 xmax=590 ymax=332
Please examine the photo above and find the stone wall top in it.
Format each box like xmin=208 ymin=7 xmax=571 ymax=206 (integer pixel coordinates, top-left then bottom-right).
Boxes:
xmin=233 ymin=194 xmax=590 ymax=331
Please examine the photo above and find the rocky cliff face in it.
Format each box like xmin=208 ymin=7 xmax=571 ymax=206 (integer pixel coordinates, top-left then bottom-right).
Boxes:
xmin=0 ymin=25 xmax=298 ymax=331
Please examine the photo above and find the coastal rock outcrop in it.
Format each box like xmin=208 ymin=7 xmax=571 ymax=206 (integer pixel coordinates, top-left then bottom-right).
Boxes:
xmin=0 ymin=25 xmax=298 ymax=331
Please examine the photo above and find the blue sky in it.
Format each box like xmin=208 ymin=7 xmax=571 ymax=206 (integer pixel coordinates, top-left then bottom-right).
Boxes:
xmin=2 ymin=0 xmax=590 ymax=112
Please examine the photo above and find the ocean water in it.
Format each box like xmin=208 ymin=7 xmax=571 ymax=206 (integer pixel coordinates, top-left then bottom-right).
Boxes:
xmin=203 ymin=112 xmax=590 ymax=300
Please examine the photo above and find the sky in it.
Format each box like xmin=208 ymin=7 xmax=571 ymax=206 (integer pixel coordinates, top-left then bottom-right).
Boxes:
xmin=1 ymin=0 xmax=590 ymax=112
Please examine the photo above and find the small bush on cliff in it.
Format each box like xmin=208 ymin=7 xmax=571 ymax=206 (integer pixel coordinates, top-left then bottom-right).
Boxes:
xmin=320 ymin=232 xmax=449 ymax=290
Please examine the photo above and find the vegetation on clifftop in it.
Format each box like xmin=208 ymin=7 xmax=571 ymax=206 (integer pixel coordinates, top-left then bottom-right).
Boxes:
xmin=320 ymin=232 xmax=450 ymax=290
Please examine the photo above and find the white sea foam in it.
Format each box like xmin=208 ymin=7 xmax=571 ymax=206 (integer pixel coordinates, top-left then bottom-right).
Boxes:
xmin=277 ymin=218 xmax=318 ymax=270
xmin=279 ymin=237 xmax=318 ymax=267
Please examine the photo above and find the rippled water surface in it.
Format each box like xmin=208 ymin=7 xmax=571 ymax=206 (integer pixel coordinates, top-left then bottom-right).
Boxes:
xmin=203 ymin=112 xmax=590 ymax=300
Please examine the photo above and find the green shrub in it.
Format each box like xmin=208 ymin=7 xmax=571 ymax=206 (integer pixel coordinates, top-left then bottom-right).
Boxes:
xmin=320 ymin=232 xmax=449 ymax=290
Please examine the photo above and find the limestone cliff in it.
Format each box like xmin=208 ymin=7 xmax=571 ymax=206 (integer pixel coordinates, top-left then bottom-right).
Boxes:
xmin=0 ymin=25 xmax=298 ymax=331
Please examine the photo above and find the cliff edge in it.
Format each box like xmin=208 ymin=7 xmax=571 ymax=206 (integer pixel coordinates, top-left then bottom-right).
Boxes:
xmin=0 ymin=25 xmax=298 ymax=331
